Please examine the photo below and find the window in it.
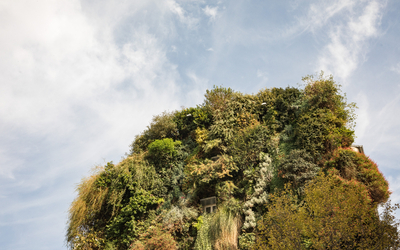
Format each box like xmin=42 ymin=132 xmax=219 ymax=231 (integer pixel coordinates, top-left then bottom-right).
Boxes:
xmin=351 ymin=145 xmax=364 ymax=154
xmin=204 ymin=205 xmax=217 ymax=213
xmin=200 ymin=196 xmax=217 ymax=213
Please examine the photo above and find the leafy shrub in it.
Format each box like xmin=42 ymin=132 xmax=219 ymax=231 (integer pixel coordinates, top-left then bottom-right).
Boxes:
xmin=278 ymin=149 xmax=320 ymax=191
xmin=131 ymin=226 xmax=178 ymax=250
xmin=270 ymin=87 xmax=302 ymax=132
xmin=256 ymin=173 xmax=399 ymax=249
xmin=130 ymin=111 xmax=178 ymax=153
xmin=294 ymin=109 xmax=354 ymax=161
xmin=105 ymin=189 xmax=163 ymax=248
xmin=184 ymin=155 xmax=238 ymax=188
xmin=238 ymin=233 xmax=256 ymax=250
xmin=229 ymin=124 xmax=275 ymax=171
xmin=302 ymin=72 xmax=356 ymax=127
xmin=325 ymin=148 xmax=390 ymax=204
xmin=204 ymin=86 xmax=235 ymax=113
xmin=67 ymin=156 xmax=164 ymax=250
xmin=174 ymin=106 xmax=212 ymax=139
xmin=292 ymin=73 xmax=356 ymax=161
xmin=162 ymin=197 xmax=198 ymax=234
xmin=147 ymin=138 xmax=182 ymax=168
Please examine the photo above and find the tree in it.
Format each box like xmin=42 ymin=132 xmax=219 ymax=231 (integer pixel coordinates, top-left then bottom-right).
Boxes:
xmin=255 ymin=173 xmax=400 ymax=249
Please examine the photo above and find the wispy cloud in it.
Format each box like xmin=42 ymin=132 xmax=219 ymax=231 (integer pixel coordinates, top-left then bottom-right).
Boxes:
xmin=167 ymin=0 xmax=199 ymax=28
xmin=0 ymin=0 xmax=199 ymax=248
xmin=315 ymin=0 xmax=384 ymax=80
xmin=387 ymin=175 xmax=400 ymax=204
xmin=280 ymin=0 xmax=385 ymax=81
xmin=257 ymin=69 xmax=268 ymax=83
xmin=391 ymin=62 xmax=400 ymax=75
xmin=302 ymin=0 xmax=357 ymax=33
xmin=203 ymin=5 xmax=218 ymax=21
xmin=353 ymin=88 xmax=400 ymax=175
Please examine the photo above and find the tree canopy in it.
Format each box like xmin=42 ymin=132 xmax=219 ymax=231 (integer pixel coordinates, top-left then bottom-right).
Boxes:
xmin=67 ymin=73 xmax=397 ymax=250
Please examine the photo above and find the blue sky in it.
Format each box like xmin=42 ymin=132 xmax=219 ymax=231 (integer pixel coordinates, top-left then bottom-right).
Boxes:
xmin=1 ymin=0 xmax=400 ymax=249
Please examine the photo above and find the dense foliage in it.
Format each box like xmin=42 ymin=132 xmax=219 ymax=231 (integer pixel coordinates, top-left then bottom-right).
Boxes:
xmin=67 ymin=73 xmax=397 ymax=249
xmin=256 ymin=173 xmax=399 ymax=249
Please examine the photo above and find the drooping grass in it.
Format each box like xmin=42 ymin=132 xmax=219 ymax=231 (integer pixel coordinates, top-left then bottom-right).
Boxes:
xmin=66 ymin=170 xmax=108 ymax=247
xmin=209 ymin=206 xmax=242 ymax=250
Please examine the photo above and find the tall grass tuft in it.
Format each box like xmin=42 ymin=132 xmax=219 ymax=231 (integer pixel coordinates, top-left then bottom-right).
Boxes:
xmin=195 ymin=203 xmax=242 ymax=250
xmin=66 ymin=170 xmax=108 ymax=248
xmin=66 ymin=153 xmax=162 ymax=249
xmin=209 ymin=205 xmax=242 ymax=250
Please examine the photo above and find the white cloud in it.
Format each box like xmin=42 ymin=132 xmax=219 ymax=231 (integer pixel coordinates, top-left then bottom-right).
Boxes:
xmin=0 ymin=150 xmax=20 ymax=179
xmin=391 ymin=62 xmax=400 ymax=75
xmin=203 ymin=5 xmax=218 ymax=21
xmin=257 ymin=69 xmax=268 ymax=83
xmin=303 ymin=0 xmax=357 ymax=32
xmin=281 ymin=0 xmax=384 ymax=81
xmin=317 ymin=1 xmax=383 ymax=79
xmin=354 ymin=90 xmax=400 ymax=163
xmin=0 ymin=0 xmax=184 ymax=146
xmin=281 ymin=0 xmax=357 ymax=38
xmin=0 ymin=1 xmax=194 ymax=247
xmin=315 ymin=0 xmax=384 ymax=80
xmin=167 ymin=0 xmax=199 ymax=28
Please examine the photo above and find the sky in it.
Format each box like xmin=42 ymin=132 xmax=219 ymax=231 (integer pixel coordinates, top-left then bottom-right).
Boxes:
xmin=0 ymin=0 xmax=399 ymax=249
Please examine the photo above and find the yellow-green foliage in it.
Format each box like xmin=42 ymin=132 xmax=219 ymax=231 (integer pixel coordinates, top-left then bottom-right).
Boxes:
xmin=130 ymin=225 xmax=178 ymax=250
xmin=67 ymin=171 xmax=109 ymax=249
xmin=131 ymin=111 xmax=178 ymax=153
xmin=195 ymin=127 xmax=208 ymax=145
xmin=147 ymin=138 xmax=182 ymax=168
xmin=185 ymin=155 xmax=238 ymax=187
xmin=209 ymin=206 xmax=241 ymax=250
xmin=67 ymin=74 xmax=396 ymax=250
xmin=256 ymin=173 xmax=399 ymax=249
xmin=67 ymin=154 xmax=164 ymax=250
xmin=194 ymin=204 xmax=241 ymax=250
xmin=173 ymin=106 xmax=212 ymax=139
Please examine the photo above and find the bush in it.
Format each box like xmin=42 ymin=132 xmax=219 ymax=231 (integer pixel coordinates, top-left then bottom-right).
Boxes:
xmin=173 ymin=106 xmax=212 ymax=139
xmin=147 ymin=138 xmax=182 ymax=167
xmin=131 ymin=226 xmax=178 ymax=250
xmin=325 ymin=148 xmax=390 ymax=204
xmin=278 ymin=149 xmax=320 ymax=191
xmin=229 ymin=125 xmax=275 ymax=171
xmin=256 ymin=173 xmax=399 ymax=249
xmin=302 ymin=72 xmax=356 ymax=127
xmin=130 ymin=111 xmax=178 ymax=153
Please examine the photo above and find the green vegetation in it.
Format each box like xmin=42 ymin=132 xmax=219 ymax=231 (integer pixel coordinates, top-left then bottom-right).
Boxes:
xmin=67 ymin=73 xmax=398 ymax=249
xmin=256 ymin=173 xmax=399 ymax=249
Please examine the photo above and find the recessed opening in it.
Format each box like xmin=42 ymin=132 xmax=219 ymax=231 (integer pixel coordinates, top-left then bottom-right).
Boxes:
xmin=200 ymin=196 xmax=217 ymax=213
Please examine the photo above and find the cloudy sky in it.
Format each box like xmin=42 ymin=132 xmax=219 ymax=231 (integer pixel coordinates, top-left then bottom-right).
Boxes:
xmin=1 ymin=0 xmax=399 ymax=249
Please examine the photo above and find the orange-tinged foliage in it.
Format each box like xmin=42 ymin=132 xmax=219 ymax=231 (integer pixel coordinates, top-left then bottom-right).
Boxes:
xmin=325 ymin=148 xmax=390 ymax=204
